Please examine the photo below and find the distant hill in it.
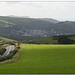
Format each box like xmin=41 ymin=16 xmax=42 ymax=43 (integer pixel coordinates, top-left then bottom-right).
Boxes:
xmin=38 ymin=18 xmax=59 ymax=23
xmin=0 ymin=16 xmax=54 ymax=41
xmin=8 ymin=16 xmax=59 ymax=23
xmin=21 ymin=16 xmax=30 ymax=18
xmin=8 ymin=15 xmax=30 ymax=18
xmin=0 ymin=16 xmax=75 ymax=41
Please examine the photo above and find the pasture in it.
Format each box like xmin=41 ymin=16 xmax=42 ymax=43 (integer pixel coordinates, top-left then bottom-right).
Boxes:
xmin=0 ymin=44 xmax=75 ymax=74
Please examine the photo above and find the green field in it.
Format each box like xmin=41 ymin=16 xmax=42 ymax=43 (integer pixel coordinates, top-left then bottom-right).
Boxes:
xmin=0 ymin=36 xmax=15 ymax=42
xmin=27 ymin=35 xmax=75 ymax=44
xmin=27 ymin=37 xmax=58 ymax=44
xmin=0 ymin=44 xmax=75 ymax=74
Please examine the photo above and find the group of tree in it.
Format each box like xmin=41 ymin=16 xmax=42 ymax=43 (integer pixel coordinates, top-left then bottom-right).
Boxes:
xmin=57 ymin=36 xmax=75 ymax=44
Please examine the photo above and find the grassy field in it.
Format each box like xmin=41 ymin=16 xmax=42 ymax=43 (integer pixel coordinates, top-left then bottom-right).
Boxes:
xmin=26 ymin=35 xmax=75 ymax=44
xmin=27 ymin=37 xmax=58 ymax=44
xmin=0 ymin=44 xmax=75 ymax=74
xmin=0 ymin=36 xmax=15 ymax=42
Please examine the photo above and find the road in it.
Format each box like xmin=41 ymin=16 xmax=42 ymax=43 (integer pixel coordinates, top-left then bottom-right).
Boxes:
xmin=0 ymin=45 xmax=15 ymax=58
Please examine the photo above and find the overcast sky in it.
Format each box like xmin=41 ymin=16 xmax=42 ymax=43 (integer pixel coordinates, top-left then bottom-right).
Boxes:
xmin=0 ymin=0 xmax=75 ymax=21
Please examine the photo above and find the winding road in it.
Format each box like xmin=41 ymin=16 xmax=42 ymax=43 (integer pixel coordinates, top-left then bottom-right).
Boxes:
xmin=0 ymin=45 xmax=15 ymax=58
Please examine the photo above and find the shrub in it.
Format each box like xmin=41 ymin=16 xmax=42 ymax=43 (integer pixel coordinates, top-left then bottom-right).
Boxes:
xmin=0 ymin=50 xmax=18 ymax=62
xmin=0 ymin=48 xmax=6 ymax=55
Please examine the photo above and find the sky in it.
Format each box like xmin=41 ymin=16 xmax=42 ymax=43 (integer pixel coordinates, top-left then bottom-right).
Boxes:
xmin=0 ymin=0 xmax=75 ymax=21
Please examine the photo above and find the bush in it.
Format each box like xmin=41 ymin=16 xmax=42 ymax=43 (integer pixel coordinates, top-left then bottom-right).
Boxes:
xmin=17 ymin=47 xmax=20 ymax=49
xmin=58 ymin=36 xmax=75 ymax=44
xmin=0 ymin=50 xmax=18 ymax=62
xmin=0 ymin=48 xmax=6 ymax=55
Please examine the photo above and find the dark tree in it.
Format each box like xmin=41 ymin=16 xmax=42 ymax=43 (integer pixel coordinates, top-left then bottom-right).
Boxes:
xmin=58 ymin=36 xmax=74 ymax=44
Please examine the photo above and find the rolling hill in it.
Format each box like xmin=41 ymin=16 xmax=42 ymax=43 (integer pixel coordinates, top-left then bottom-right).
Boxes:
xmin=38 ymin=18 xmax=59 ymax=23
xmin=26 ymin=35 xmax=75 ymax=44
xmin=0 ymin=16 xmax=75 ymax=41
xmin=0 ymin=36 xmax=15 ymax=42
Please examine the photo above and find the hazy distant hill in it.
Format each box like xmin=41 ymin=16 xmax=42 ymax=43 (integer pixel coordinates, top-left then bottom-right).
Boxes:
xmin=8 ymin=15 xmax=30 ymax=18
xmin=0 ymin=16 xmax=75 ymax=41
xmin=38 ymin=18 xmax=59 ymax=23
xmin=8 ymin=16 xmax=59 ymax=23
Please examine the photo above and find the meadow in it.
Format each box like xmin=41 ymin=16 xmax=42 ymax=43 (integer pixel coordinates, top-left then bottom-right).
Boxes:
xmin=0 ymin=44 xmax=75 ymax=74
xmin=0 ymin=37 xmax=15 ymax=42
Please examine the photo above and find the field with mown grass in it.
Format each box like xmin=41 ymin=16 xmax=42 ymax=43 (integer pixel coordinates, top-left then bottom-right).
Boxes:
xmin=0 ymin=44 xmax=75 ymax=74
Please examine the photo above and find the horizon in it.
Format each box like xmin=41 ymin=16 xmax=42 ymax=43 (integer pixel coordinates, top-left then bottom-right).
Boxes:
xmin=1 ymin=15 xmax=75 ymax=22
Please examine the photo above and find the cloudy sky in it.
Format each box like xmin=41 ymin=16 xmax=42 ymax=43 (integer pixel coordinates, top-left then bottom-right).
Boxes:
xmin=0 ymin=0 xmax=75 ymax=21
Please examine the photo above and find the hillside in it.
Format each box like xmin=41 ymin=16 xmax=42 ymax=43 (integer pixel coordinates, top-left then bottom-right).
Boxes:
xmin=38 ymin=18 xmax=59 ymax=23
xmin=0 ymin=36 xmax=15 ymax=42
xmin=0 ymin=16 xmax=75 ymax=41
xmin=8 ymin=15 xmax=30 ymax=18
xmin=26 ymin=35 xmax=75 ymax=44
xmin=27 ymin=37 xmax=57 ymax=44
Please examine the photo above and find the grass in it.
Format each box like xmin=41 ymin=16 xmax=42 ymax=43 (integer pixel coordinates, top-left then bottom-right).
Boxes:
xmin=27 ymin=37 xmax=57 ymax=44
xmin=0 ymin=44 xmax=75 ymax=74
xmin=0 ymin=19 xmax=15 ymax=26
xmin=0 ymin=37 xmax=15 ymax=42
xmin=27 ymin=35 xmax=75 ymax=44
xmin=0 ymin=44 xmax=24 ymax=64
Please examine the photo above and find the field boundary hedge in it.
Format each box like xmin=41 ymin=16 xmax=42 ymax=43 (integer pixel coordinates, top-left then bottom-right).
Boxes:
xmin=0 ymin=44 xmax=25 ymax=64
